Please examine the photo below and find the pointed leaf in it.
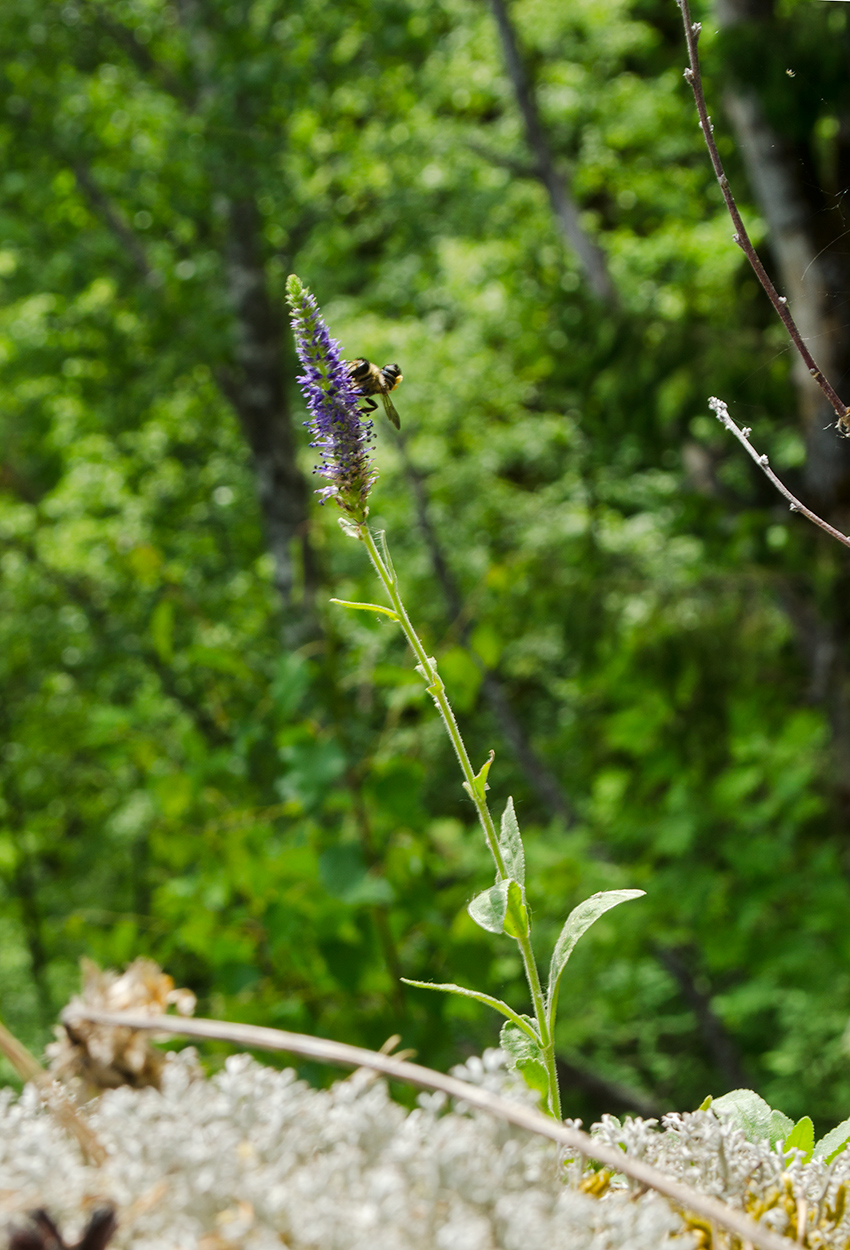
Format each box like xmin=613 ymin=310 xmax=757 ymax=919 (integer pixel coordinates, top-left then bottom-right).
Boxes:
xmin=502 ymin=879 xmax=529 ymax=939
xmin=814 ymin=1115 xmax=850 ymax=1162
xmin=499 ymin=797 xmax=525 ymax=886
xmin=463 ymin=750 xmax=494 ymax=804
xmin=697 ymin=1095 xmax=713 ymax=1112
xmin=500 ymin=1019 xmax=550 ymax=1110
xmin=768 ymin=1108 xmax=797 ymax=1149
xmin=711 ymin=1089 xmax=794 ymax=1147
xmin=401 ymin=979 xmax=539 ymax=1040
xmin=784 ymin=1116 xmax=814 ymax=1161
xmin=547 ymin=890 xmax=644 ymax=1022
xmin=468 ymin=879 xmax=528 ymax=939
xmin=329 ymin=598 xmax=399 ymax=620
xmin=468 ymin=879 xmax=510 ymax=933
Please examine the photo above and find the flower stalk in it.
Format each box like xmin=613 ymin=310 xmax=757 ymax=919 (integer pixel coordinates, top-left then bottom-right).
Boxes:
xmin=287 ymin=276 xmax=643 ymax=1122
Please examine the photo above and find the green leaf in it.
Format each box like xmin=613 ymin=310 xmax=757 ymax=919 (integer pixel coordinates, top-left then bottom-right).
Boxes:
xmin=768 ymin=1109 xmax=796 ymax=1147
xmin=400 ymin=979 xmax=539 ymax=1041
xmin=328 ymin=598 xmax=398 ymax=620
xmin=711 ymin=1089 xmax=794 ymax=1147
xmin=503 ymin=879 xmax=529 ymax=938
xmin=499 ymin=797 xmax=525 ymax=886
xmin=546 ymin=889 xmax=645 ymax=1025
xmin=500 ymin=1019 xmax=550 ymax=1110
xmin=463 ymin=750 xmax=494 ymax=805
xmin=468 ymin=878 xmax=527 ymax=938
xmin=784 ymin=1116 xmax=814 ymax=1161
xmin=468 ymin=879 xmax=509 ymax=933
xmin=319 ymin=845 xmax=394 ymax=906
xmin=814 ymin=1115 xmax=850 ymax=1163
xmin=697 ymin=1095 xmax=713 ymax=1112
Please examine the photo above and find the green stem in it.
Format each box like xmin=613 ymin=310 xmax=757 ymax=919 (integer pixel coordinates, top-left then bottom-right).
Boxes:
xmin=359 ymin=526 xmax=507 ymax=878
xmin=357 ymin=524 xmax=561 ymax=1118
xmin=517 ymin=935 xmax=561 ymax=1119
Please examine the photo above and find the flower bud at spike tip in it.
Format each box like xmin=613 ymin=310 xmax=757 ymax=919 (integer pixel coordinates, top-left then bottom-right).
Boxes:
xmin=285 ymin=275 xmax=377 ymax=522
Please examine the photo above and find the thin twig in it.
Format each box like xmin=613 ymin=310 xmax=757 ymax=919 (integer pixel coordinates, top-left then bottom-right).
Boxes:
xmin=395 ymin=432 xmax=575 ymax=825
xmin=709 ymin=397 xmax=850 ymax=549
xmin=677 ymin=0 xmax=850 ymax=432
xmin=67 ymin=1006 xmax=792 ymax=1250
xmin=0 ymin=1016 xmax=106 ymax=1165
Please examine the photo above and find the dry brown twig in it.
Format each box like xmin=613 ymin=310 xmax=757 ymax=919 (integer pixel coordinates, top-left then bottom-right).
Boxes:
xmin=709 ymin=398 xmax=850 ymax=550
xmin=677 ymin=0 xmax=850 ymax=434
xmin=65 ymin=1006 xmax=794 ymax=1250
xmin=0 ymin=1018 xmax=106 ymax=1166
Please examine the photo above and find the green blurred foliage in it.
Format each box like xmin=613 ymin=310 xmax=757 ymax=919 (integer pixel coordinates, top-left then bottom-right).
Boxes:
xmin=1 ymin=0 xmax=850 ymax=1132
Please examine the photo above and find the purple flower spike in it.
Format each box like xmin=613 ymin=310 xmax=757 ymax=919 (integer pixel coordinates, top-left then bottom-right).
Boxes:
xmin=286 ymin=275 xmax=377 ymax=522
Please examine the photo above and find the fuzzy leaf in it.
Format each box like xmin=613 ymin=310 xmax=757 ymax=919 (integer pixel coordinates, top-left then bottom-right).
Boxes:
xmin=400 ymin=979 xmax=538 ymax=1040
xmin=500 ymin=1019 xmax=550 ymax=1108
xmin=711 ymin=1089 xmax=794 ymax=1147
xmin=499 ymin=797 xmax=525 ymax=886
xmin=463 ymin=750 xmax=494 ymax=805
xmin=547 ymin=889 xmax=644 ymax=1020
xmin=502 ymin=879 xmax=529 ymax=939
xmin=814 ymin=1115 xmax=850 ymax=1163
xmin=468 ymin=878 xmax=527 ymax=938
xmin=784 ymin=1116 xmax=814 ymax=1161
xmin=468 ymin=879 xmax=510 ymax=933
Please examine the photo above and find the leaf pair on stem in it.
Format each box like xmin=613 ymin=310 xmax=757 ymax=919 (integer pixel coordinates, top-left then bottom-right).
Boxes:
xmin=404 ymin=794 xmax=643 ymax=1115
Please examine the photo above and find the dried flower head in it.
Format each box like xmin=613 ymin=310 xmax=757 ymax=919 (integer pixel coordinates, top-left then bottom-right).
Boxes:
xmin=285 ymin=274 xmax=377 ymax=522
xmin=46 ymin=959 xmax=195 ymax=1098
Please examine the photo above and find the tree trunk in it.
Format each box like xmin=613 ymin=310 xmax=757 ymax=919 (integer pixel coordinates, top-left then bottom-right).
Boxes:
xmin=220 ymin=198 xmax=320 ymax=632
xmin=487 ymin=0 xmax=616 ymax=305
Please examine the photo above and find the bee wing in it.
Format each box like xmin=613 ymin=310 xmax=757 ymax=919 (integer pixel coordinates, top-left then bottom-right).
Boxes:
xmin=380 ymin=392 xmax=401 ymax=430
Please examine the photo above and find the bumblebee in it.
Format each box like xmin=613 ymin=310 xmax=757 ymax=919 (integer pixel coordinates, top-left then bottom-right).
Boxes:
xmin=346 ymin=358 xmax=403 ymax=429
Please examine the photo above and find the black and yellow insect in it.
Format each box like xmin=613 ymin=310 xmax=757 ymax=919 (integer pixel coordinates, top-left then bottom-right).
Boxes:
xmin=346 ymin=358 xmax=403 ymax=429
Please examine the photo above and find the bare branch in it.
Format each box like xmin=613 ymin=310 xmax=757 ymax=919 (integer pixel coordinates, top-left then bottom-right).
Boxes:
xmin=64 ymin=1007 xmax=793 ymax=1250
xmin=73 ymin=164 xmax=155 ymax=283
xmin=655 ymin=946 xmax=748 ymax=1090
xmin=79 ymin=1 xmax=192 ymax=104
xmin=396 ymin=433 xmax=575 ymax=825
xmin=465 ymin=139 xmax=540 ymax=181
xmin=709 ymin=397 xmax=850 ymax=549
xmin=487 ymin=0 xmax=616 ymax=305
xmin=677 ymin=0 xmax=850 ymax=433
xmin=555 ymin=1053 xmax=663 ymax=1119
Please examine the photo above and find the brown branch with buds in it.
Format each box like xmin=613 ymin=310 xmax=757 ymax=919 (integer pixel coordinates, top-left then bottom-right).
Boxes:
xmin=709 ymin=397 xmax=850 ymax=550
xmin=677 ymin=0 xmax=850 ymax=434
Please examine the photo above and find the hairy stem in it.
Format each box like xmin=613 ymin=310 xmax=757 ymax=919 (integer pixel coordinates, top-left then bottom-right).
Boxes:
xmin=357 ymin=524 xmax=560 ymax=1116
xmin=359 ymin=525 xmax=506 ymax=876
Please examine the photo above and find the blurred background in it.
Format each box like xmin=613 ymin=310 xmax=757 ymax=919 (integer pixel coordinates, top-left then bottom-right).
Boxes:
xmin=1 ymin=0 xmax=850 ymax=1129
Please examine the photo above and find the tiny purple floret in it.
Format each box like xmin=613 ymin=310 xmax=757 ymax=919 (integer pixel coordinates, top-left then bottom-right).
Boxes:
xmin=286 ymin=275 xmax=376 ymax=522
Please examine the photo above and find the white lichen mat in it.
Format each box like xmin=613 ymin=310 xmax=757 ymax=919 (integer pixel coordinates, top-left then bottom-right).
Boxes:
xmin=2 ymin=1048 xmax=849 ymax=1249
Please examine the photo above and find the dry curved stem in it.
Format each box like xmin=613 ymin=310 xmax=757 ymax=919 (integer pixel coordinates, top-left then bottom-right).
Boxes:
xmin=677 ymin=0 xmax=850 ymax=433
xmin=0 ymin=1017 xmax=106 ymax=1165
xmin=709 ymin=397 xmax=850 ymax=550
xmin=67 ymin=1006 xmax=792 ymax=1250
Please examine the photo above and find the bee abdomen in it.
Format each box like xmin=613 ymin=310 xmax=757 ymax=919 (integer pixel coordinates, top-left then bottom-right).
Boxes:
xmin=380 ymin=364 xmax=403 ymax=391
